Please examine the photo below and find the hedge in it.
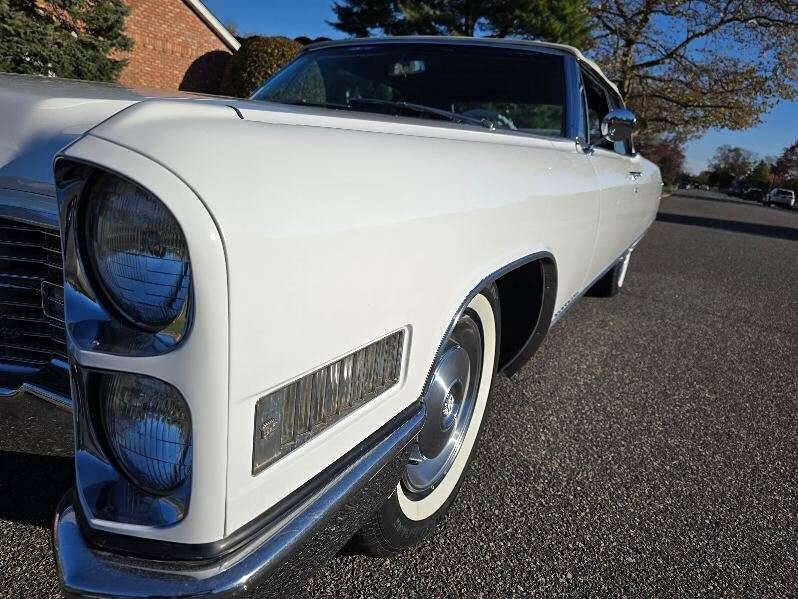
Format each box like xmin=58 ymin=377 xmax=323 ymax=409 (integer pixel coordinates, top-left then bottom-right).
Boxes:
xmin=221 ymin=36 xmax=302 ymax=98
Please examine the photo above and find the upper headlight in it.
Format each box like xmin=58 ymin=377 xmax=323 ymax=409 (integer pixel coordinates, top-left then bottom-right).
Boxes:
xmin=85 ymin=172 xmax=191 ymax=330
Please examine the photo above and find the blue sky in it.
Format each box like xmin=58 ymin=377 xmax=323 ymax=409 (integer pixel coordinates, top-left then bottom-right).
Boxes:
xmin=203 ymin=0 xmax=797 ymax=173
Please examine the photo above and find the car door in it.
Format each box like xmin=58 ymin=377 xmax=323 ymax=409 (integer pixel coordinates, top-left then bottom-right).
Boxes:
xmin=580 ymin=65 xmax=641 ymax=281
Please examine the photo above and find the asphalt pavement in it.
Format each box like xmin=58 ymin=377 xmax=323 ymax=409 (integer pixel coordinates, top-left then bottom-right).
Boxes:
xmin=1 ymin=192 xmax=795 ymax=597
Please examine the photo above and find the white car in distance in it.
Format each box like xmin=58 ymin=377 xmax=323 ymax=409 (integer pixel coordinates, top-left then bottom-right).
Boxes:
xmin=0 ymin=37 xmax=661 ymax=598
xmin=764 ymin=187 xmax=796 ymax=208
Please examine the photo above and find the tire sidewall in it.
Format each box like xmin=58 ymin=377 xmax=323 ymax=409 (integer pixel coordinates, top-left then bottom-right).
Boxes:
xmin=372 ymin=287 xmax=500 ymax=551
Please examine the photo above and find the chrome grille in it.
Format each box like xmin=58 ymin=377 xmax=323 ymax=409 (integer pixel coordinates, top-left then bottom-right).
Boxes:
xmin=0 ymin=218 xmax=66 ymax=366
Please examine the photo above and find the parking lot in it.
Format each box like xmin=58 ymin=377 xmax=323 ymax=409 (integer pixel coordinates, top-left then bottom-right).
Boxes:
xmin=1 ymin=192 xmax=795 ymax=597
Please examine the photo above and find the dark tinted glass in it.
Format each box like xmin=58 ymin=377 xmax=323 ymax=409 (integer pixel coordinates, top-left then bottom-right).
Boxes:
xmin=606 ymin=90 xmax=629 ymax=155
xmin=253 ymin=44 xmax=566 ymax=137
xmin=582 ymin=70 xmax=612 ymax=150
xmin=583 ymin=67 xmax=629 ymax=155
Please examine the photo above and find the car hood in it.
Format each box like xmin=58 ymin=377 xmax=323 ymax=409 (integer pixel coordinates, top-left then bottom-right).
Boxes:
xmin=0 ymin=73 xmax=209 ymax=197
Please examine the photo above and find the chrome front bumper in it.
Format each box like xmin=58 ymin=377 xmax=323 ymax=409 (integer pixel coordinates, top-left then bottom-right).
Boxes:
xmin=54 ymin=403 xmax=425 ymax=599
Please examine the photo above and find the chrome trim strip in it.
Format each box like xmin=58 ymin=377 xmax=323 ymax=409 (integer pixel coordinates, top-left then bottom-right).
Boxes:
xmin=0 ymin=186 xmax=60 ymax=228
xmin=0 ymin=384 xmax=74 ymax=456
xmin=54 ymin=403 xmax=425 ymax=599
xmin=14 ymin=383 xmax=72 ymax=412
xmin=0 ymin=178 xmax=57 ymax=197
xmin=421 ymin=251 xmax=556 ymax=393
xmin=564 ymin=54 xmax=584 ymax=141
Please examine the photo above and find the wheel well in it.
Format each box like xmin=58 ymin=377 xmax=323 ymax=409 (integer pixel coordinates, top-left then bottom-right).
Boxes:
xmin=494 ymin=257 xmax=557 ymax=376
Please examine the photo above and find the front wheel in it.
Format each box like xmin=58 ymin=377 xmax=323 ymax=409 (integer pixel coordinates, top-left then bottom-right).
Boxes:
xmin=356 ymin=285 xmax=500 ymax=556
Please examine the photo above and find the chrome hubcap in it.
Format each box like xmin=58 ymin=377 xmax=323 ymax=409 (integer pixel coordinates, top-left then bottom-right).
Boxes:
xmin=404 ymin=312 xmax=483 ymax=496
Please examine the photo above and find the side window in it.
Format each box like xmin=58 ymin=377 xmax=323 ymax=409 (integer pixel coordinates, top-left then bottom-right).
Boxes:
xmin=440 ymin=52 xmax=567 ymax=137
xmin=581 ymin=69 xmax=612 ymax=151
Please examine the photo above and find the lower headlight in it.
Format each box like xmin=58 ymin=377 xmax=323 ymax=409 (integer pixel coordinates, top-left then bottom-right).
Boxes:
xmin=102 ymin=372 xmax=192 ymax=494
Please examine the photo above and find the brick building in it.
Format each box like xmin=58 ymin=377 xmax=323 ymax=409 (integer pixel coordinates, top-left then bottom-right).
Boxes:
xmin=117 ymin=0 xmax=240 ymax=94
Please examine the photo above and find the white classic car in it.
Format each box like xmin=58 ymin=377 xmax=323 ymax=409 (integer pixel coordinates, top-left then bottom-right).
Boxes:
xmin=0 ymin=37 xmax=660 ymax=597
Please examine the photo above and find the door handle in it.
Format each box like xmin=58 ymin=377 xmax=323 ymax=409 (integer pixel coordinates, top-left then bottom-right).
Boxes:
xmin=628 ymin=171 xmax=643 ymax=180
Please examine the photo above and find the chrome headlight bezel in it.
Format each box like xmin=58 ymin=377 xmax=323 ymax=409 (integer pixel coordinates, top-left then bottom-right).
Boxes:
xmin=80 ymin=171 xmax=192 ymax=334
xmin=71 ymin=364 xmax=192 ymax=527
xmin=56 ymin=159 xmax=193 ymax=356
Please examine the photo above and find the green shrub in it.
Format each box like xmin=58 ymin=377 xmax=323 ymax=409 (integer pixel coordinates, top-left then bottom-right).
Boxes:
xmin=221 ymin=36 xmax=302 ymax=98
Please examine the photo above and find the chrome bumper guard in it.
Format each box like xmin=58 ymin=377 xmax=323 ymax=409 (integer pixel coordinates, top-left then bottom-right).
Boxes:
xmin=54 ymin=403 xmax=425 ymax=599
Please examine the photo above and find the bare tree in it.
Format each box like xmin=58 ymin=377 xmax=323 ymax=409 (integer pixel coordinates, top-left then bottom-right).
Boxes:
xmin=709 ymin=145 xmax=756 ymax=178
xmin=588 ymin=1 xmax=798 ymax=139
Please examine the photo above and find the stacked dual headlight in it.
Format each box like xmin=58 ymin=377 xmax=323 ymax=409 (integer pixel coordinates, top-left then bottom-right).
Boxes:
xmin=57 ymin=165 xmax=196 ymax=525
xmin=82 ymin=173 xmax=194 ymax=497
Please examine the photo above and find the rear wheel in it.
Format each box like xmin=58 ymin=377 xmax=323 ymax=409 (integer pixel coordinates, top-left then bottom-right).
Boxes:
xmin=588 ymin=251 xmax=631 ymax=298
xmin=356 ymin=285 xmax=500 ymax=556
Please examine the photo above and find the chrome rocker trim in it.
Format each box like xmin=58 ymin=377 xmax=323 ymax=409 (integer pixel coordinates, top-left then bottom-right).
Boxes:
xmin=54 ymin=402 xmax=425 ymax=599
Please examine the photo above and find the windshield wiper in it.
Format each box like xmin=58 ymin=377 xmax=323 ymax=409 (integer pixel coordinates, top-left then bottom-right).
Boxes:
xmin=279 ymin=100 xmax=353 ymax=110
xmin=276 ymin=98 xmax=495 ymax=130
xmin=347 ymin=97 xmax=495 ymax=130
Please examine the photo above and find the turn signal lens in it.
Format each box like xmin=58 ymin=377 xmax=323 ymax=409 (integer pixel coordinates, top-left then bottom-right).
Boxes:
xmin=253 ymin=330 xmax=405 ymax=474
xmin=102 ymin=372 xmax=192 ymax=494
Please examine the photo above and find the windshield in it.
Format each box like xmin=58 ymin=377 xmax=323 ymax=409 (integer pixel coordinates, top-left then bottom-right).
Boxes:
xmin=252 ymin=43 xmax=566 ymax=137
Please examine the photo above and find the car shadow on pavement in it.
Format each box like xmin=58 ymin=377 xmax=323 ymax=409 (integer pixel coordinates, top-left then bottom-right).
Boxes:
xmin=0 ymin=450 xmax=73 ymax=528
xmin=656 ymin=212 xmax=798 ymax=241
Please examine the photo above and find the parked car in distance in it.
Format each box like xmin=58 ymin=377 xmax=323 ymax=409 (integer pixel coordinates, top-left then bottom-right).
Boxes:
xmin=763 ymin=187 xmax=796 ymax=208
xmin=743 ymin=188 xmax=765 ymax=202
xmin=0 ymin=37 xmax=661 ymax=598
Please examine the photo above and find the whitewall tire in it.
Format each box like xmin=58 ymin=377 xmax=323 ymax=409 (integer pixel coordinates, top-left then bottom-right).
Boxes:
xmin=356 ymin=284 xmax=500 ymax=556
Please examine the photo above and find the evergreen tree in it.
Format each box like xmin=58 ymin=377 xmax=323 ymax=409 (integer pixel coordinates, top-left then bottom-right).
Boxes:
xmin=330 ymin=0 xmax=592 ymax=47
xmin=0 ymin=0 xmax=132 ymax=82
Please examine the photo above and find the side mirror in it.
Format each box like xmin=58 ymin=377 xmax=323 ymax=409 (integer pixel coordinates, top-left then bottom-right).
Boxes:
xmin=601 ymin=108 xmax=637 ymax=142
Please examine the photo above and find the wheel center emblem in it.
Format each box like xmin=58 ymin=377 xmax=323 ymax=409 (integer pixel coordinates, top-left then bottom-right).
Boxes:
xmin=442 ymin=393 xmax=455 ymax=419
xmin=440 ymin=378 xmax=463 ymax=432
